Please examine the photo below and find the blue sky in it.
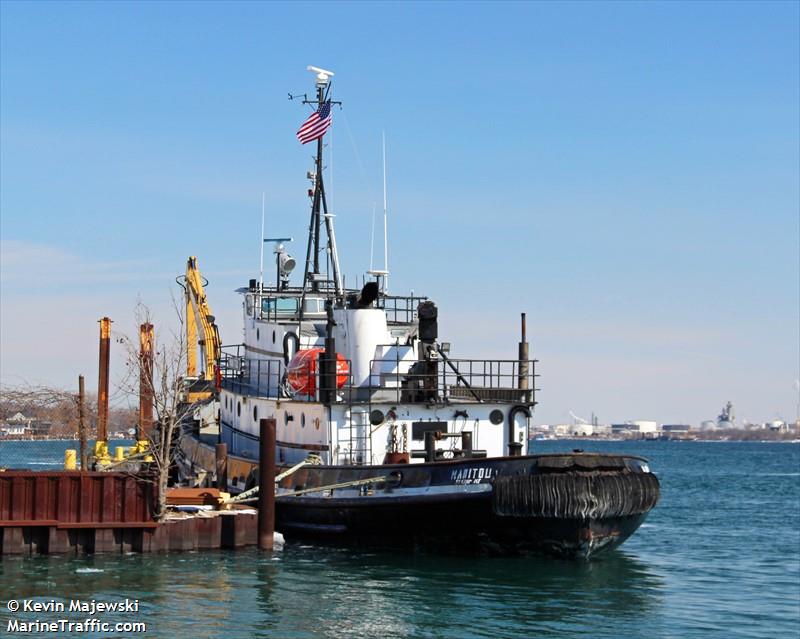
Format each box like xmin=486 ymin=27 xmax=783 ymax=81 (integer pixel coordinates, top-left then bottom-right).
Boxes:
xmin=1 ymin=1 xmax=798 ymax=425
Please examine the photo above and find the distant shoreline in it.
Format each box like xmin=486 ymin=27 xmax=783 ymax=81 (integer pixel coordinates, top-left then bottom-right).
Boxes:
xmin=0 ymin=436 xmax=134 ymax=442
xmin=532 ymin=435 xmax=799 ymax=444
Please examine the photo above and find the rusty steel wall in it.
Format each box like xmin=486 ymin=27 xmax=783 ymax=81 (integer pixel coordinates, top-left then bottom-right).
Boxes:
xmin=0 ymin=471 xmax=155 ymax=526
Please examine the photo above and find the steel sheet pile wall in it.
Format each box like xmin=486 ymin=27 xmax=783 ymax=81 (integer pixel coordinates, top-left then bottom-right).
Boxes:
xmin=0 ymin=471 xmax=154 ymax=526
xmin=0 ymin=470 xmax=156 ymax=555
xmin=0 ymin=471 xmax=259 ymax=555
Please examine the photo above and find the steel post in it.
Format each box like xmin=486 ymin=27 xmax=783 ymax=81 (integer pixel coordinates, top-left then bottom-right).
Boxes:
xmin=461 ymin=431 xmax=473 ymax=458
xmin=424 ymin=430 xmax=437 ymax=463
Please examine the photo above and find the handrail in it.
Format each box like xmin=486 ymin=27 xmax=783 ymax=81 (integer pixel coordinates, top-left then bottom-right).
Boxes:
xmin=218 ymin=347 xmax=537 ymax=405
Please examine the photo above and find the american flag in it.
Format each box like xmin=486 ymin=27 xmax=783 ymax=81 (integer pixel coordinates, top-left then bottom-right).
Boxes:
xmin=296 ymin=100 xmax=332 ymax=145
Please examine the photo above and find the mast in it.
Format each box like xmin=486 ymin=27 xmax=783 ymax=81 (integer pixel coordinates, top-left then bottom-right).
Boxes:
xmin=298 ymin=66 xmax=343 ymax=315
xmin=382 ymin=132 xmax=389 ymax=292
xmin=259 ymin=192 xmax=265 ymax=291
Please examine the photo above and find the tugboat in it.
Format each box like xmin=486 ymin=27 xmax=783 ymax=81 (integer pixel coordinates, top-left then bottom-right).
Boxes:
xmin=177 ymin=66 xmax=659 ymax=558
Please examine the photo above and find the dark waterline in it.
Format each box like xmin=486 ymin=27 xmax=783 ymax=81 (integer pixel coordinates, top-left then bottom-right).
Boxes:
xmin=1 ymin=440 xmax=798 ymax=638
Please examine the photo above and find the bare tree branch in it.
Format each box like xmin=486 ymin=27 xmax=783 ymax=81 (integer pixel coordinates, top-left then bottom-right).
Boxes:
xmin=114 ymin=297 xmax=195 ymax=520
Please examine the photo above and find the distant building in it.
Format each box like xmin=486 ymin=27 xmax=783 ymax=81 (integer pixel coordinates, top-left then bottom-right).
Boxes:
xmin=611 ymin=421 xmax=657 ymax=437
xmin=631 ymin=420 xmax=658 ymax=434
xmin=662 ymin=424 xmax=691 ymax=434
xmin=611 ymin=423 xmax=632 ymax=435
xmin=1 ymin=424 xmax=29 ymax=437
xmin=593 ymin=424 xmax=612 ymax=437
xmin=0 ymin=412 xmax=52 ymax=437
xmin=553 ymin=424 xmax=572 ymax=437
xmin=661 ymin=424 xmax=691 ymax=440
xmin=1 ymin=412 xmax=32 ymax=437
xmin=571 ymin=423 xmax=594 ymax=437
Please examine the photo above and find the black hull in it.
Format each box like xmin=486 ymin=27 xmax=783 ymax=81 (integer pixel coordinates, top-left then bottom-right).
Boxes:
xmin=274 ymin=453 xmax=659 ymax=559
xmin=277 ymin=496 xmax=650 ymax=558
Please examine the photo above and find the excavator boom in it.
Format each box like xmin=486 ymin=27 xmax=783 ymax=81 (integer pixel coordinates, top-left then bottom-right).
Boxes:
xmin=178 ymin=256 xmax=221 ymax=401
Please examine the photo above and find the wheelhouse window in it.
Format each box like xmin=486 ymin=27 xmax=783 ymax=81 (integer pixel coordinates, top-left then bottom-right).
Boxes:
xmin=261 ymin=297 xmax=299 ymax=317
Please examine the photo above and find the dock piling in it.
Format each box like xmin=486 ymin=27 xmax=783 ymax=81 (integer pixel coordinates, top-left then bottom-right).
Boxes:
xmin=215 ymin=443 xmax=228 ymax=492
xmin=138 ymin=322 xmax=155 ymax=441
xmin=78 ymin=374 xmax=87 ymax=470
xmin=258 ymin=418 xmax=276 ymax=550
xmin=97 ymin=317 xmax=112 ymax=443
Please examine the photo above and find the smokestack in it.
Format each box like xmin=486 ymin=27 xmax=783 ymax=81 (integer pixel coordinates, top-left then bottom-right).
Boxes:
xmin=518 ymin=313 xmax=529 ymax=399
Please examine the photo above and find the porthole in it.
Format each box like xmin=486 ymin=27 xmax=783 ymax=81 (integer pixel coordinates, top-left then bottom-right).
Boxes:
xmin=301 ymin=413 xmax=306 ymax=428
xmin=253 ymin=405 xmax=258 ymax=422
xmin=284 ymin=411 xmax=290 ymax=426
xmin=257 ymin=328 xmax=260 ymax=341
xmin=369 ymin=409 xmax=385 ymax=425
xmin=314 ymin=417 xmax=320 ymax=430
xmin=489 ymin=409 xmax=504 ymax=425
xmin=272 ymin=330 xmax=276 ymax=344
xmin=237 ymin=402 xmax=241 ymax=417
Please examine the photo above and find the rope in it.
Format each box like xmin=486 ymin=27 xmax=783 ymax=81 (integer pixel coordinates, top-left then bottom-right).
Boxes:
xmin=234 ymin=475 xmax=389 ymax=504
xmin=223 ymin=453 xmax=322 ymax=504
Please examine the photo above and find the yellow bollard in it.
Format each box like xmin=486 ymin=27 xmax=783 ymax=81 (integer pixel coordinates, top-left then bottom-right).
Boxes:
xmin=136 ymin=440 xmax=154 ymax=463
xmin=115 ymin=446 xmax=125 ymax=461
xmin=64 ymin=449 xmax=77 ymax=470
xmin=94 ymin=440 xmax=111 ymax=466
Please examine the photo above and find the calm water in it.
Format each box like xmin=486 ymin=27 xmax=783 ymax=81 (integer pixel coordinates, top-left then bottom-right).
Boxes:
xmin=0 ymin=440 xmax=136 ymax=470
xmin=1 ymin=440 xmax=798 ymax=638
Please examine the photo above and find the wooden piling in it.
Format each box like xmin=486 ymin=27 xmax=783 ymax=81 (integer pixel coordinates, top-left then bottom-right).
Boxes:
xmin=258 ymin=418 xmax=276 ymax=550
xmin=138 ymin=323 xmax=155 ymax=440
xmin=215 ymin=443 xmax=228 ymax=492
xmin=78 ymin=375 xmax=87 ymax=470
xmin=97 ymin=317 xmax=112 ymax=441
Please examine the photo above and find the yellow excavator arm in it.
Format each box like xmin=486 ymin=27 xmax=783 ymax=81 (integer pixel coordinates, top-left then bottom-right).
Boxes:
xmin=180 ymin=256 xmax=221 ymax=384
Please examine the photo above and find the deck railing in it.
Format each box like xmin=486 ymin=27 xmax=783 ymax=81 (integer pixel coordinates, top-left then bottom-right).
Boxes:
xmin=219 ymin=345 xmax=536 ymax=406
xmin=243 ymin=288 xmax=428 ymax=325
xmin=366 ymin=356 xmax=537 ymax=406
xmin=218 ymin=345 xmax=537 ymax=467
xmin=218 ymin=348 xmax=284 ymax=399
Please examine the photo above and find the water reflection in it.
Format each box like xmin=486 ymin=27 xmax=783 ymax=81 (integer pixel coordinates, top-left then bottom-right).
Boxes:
xmin=247 ymin=544 xmax=666 ymax=639
xmin=2 ymin=442 xmax=796 ymax=638
xmin=1 ymin=545 xmax=665 ymax=639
